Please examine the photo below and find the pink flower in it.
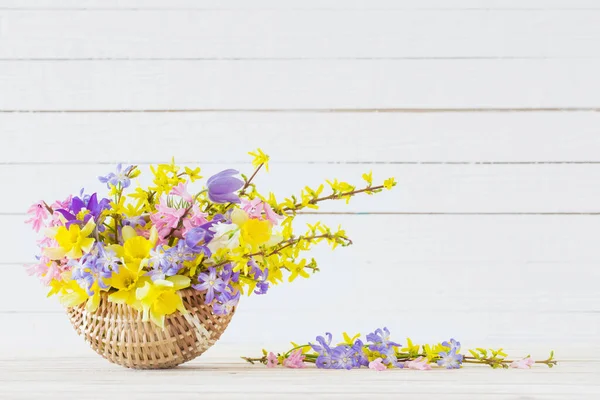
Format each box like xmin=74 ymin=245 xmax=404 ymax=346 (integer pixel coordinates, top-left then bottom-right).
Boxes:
xmin=403 ymin=357 xmax=432 ymax=370
xmin=170 ymin=182 xmax=194 ymax=203
xmin=283 ymin=349 xmax=306 ymax=369
xmin=510 ymin=357 xmax=535 ymax=369
xmin=266 ymin=352 xmax=279 ymax=368
xmin=241 ymin=198 xmax=283 ymax=225
xmin=182 ymin=204 xmax=208 ymax=235
xmin=25 ymin=202 xmax=49 ymax=232
xmin=52 ymin=195 xmax=72 ymax=210
xmin=150 ymin=198 xmax=187 ymax=239
xmin=369 ymin=357 xmax=387 ymax=371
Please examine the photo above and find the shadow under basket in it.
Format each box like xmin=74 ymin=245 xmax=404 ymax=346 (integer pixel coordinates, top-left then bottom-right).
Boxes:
xmin=67 ymin=288 xmax=235 ymax=369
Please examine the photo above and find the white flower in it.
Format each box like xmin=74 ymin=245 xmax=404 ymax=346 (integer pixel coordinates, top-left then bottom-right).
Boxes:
xmin=207 ymin=223 xmax=240 ymax=253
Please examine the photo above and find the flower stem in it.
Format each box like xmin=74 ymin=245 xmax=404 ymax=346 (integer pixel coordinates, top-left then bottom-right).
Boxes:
xmin=284 ymin=185 xmax=385 ymax=213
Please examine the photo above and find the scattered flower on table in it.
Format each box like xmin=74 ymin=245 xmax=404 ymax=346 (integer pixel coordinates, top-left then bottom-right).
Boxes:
xmin=243 ymin=329 xmax=557 ymax=371
xmin=26 ymin=150 xmax=396 ymax=327
xmin=510 ymin=357 xmax=535 ymax=369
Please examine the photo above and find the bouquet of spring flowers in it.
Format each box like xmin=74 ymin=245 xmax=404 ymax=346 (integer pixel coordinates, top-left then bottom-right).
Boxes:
xmin=26 ymin=149 xmax=395 ymax=368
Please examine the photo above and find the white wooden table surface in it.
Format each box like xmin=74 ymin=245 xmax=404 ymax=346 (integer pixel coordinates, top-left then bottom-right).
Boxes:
xmin=1 ymin=0 xmax=600 ymax=398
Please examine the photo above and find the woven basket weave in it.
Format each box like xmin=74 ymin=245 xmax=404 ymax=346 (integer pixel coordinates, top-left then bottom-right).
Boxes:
xmin=67 ymin=288 xmax=235 ymax=369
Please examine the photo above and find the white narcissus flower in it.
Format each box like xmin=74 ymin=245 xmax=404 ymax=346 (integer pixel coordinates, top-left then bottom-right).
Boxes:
xmin=207 ymin=223 xmax=241 ymax=254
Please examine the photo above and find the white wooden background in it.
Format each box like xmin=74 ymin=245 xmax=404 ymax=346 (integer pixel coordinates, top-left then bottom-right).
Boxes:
xmin=1 ymin=0 xmax=600 ymax=398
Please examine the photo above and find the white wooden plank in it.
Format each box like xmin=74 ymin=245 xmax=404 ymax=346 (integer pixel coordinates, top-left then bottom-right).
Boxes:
xmin=4 ymin=164 xmax=600 ymax=214
xmin=0 ymin=60 xmax=598 ymax=110
xmin=1 ymin=357 xmax=599 ymax=400
xmin=0 ymin=0 xmax=598 ymax=10
xmin=2 ymin=10 xmax=599 ymax=59
xmin=3 ymin=113 xmax=600 ymax=163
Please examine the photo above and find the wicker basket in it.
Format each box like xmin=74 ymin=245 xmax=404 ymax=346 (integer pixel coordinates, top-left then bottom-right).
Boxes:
xmin=67 ymin=288 xmax=235 ymax=369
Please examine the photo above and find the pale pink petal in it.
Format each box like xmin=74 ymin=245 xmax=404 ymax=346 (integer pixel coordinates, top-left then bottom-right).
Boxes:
xmin=369 ymin=357 xmax=387 ymax=371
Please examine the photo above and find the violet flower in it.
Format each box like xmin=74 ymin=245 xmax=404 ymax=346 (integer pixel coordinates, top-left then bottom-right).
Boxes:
xmin=366 ymin=327 xmax=400 ymax=352
xmin=331 ymin=346 xmax=357 ymax=370
xmin=184 ymin=226 xmax=213 ymax=254
xmin=437 ymin=347 xmax=464 ymax=369
xmin=193 ymin=267 xmax=226 ymax=303
xmin=56 ymin=193 xmax=110 ymax=227
xmin=70 ymin=248 xmax=112 ymax=295
xmin=213 ymin=290 xmax=240 ymax=315
xmin=98 ymin=163 xmax=134 ymax=189
xmin=309 ymin=333 xmax=334 ymax=369
xmin=206 ymin=169 xmax=244 ymax=203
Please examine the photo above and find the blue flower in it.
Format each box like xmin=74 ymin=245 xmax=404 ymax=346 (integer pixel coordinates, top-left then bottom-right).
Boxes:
xmin=437 ymin=347 xmax=463 ymax=369
xmin=98 ymin=163 xmax=134 ymax=189
xmin=331 ymin=346 xmax=359 ymax=370
xmin=193 ymin=267 xmax=226 ymax=304
xmin=70 ymin=246 xmax=112 ymax=295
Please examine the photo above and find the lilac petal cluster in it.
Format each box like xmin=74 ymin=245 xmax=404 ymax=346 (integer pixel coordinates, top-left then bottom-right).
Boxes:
xmin=184 ymin=226 xmax=213 ymax=254
xmin=309 ymin=332 xmax=369 ymax=370
xmin=249 ymin=259 xmax=270 ymax=295
xmin=193 ymin=264 xmax=241 ymax=315
xmin=366 ymin=327 xmax=403 ymax=367
xmin=437 ymin=338 xmax=463 ymax=369
xmin=98 ymin=164 xmax=134 ymax=189
xmin=56 ymin=192 xmax=110 ymax=227
xmin=206 ymin=169 xmax=244 ymax=204
xmin=70 ymin=246 xmax=112 ymax=295
xmin=147 ymin=241 xmax=196 ymax=281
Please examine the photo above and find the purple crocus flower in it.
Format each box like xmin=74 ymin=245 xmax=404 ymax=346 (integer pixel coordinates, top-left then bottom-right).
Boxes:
xmin=193 ymin=267 xmax=226 ymax=303
xmin=213 ymin=290 xmax=240 ymax=315
xmin=206 ymin=169 xmax=244 ymax=204
xmin=98 ymin=163 xmax=134 ymax=189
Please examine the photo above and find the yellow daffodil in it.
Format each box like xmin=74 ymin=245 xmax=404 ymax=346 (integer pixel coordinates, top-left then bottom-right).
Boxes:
xmin=107 ymin=226 xmax=156 ymax=308
xmin=44 ymin=219 xmax=96 ymax=260
xmin=136 ymin=275 xmax=190 ymax=328
xmin=240 ymin=219 xmax=272 ymax=249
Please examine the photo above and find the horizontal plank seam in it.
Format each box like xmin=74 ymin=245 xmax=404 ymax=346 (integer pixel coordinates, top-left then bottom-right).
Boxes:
xmin=2 ymin=108 xmax=600 ymax=113
xmin=3 ymin=161 xmax=600 ymax=165
xmin=2 ymin=310 xmax=598 ymax=315
xmin=2 ymin=7 xmax=600 ymax=11
xmin=7 ymin=212 xmax=600 ymax=216
xmin=2 ymin=57 xmax=597 ymax=61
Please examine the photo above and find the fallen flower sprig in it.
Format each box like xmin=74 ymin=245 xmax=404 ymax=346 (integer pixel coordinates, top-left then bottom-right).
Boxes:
xmin=242 ymin=328 xmax=557 ymax=370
